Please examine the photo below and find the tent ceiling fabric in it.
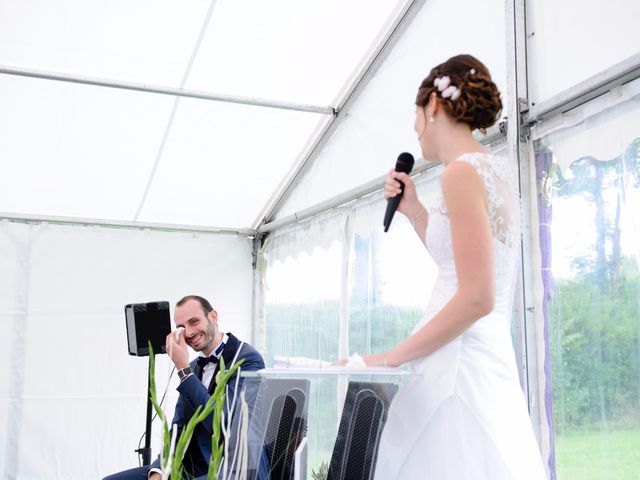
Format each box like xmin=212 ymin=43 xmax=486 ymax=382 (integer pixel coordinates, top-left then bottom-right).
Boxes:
xmin=0 ymin=0 xmax=402 ymax=230
xmin=274 ymin=0 xmax=508 ymax=220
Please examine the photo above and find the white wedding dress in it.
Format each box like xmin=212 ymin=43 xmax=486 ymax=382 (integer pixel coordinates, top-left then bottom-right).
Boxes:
xmin=374 ymin=152 xmax=546 ymax=479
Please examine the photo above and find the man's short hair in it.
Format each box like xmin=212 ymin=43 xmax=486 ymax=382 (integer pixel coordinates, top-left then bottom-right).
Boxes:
xmin=176 ymin=295 xmax=214 ymax=316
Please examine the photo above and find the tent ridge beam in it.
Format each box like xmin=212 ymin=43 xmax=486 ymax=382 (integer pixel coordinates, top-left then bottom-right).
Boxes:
xmin=252 ymin=0 xmax=427 ymax=230
xmin=0 ymin=65 xmax=335 ymax=115
xmin=0 ymin=212 xmax=255 ymax=237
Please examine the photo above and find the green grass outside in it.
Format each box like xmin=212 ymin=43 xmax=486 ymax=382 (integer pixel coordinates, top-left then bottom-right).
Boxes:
xmin=301 ymin=428 xmax=640 ymax=479
xmin=555 ymin=428 xmax=640 ymax=479
xmin=307 ymin=429 xmax=640 ymax=479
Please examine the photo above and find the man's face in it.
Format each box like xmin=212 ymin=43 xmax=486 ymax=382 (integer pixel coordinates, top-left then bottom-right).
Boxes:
xmin=174 ymin=299 xmax=218 ymax=354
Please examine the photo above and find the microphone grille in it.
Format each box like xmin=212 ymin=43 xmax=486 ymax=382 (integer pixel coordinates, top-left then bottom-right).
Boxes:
xmin=395 ymin=152 xmax=415 ymax=174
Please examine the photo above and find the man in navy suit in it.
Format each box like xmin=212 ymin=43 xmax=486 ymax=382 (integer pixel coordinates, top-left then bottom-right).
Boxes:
xmin=104 ymin=295 xmax=265 ymax=480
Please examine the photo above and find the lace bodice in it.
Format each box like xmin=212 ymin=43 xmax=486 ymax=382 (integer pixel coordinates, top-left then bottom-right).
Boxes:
xmin=424 ymin=152 xmax=521 ymax=318
xmin=428 ymin=152 xmax=520 ymax=253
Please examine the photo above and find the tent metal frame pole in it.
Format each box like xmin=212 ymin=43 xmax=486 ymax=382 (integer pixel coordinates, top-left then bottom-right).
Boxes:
xmin=523 ymin=52 xmax=640 ymax=126
xmin=505 ymin=0 xmax=547 ymax=455
xmin=506 ymin=0 xmax=532 ymax=403
xmin=0 ymin=212 xmax=255 ymax=237
xmin=252 ymin=0 xmax=427 ymax=231
xmin=0 ymin=65 xmax=334 ymax=115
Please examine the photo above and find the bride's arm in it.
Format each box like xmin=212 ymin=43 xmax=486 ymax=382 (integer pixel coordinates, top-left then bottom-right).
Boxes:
xmin=384 ymin=170 xmax=429 ymax=245
xmin=370 ymin=162 xmax=494 ymax=367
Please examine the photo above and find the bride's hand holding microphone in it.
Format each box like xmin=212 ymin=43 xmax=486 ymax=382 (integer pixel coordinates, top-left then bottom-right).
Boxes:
xmin=384 ymin=168 xmax=428 ymax=242
xmin=384 ymin=169 xmax=419 ymax=216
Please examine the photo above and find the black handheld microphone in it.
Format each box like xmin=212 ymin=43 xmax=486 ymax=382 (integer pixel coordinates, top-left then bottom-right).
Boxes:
xmin=383 ymin=152 xmax=415 ymax=232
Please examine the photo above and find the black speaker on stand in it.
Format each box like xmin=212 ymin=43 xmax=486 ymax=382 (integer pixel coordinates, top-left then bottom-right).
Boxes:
xmin=124 ymin=301 xmax=172 ymax=465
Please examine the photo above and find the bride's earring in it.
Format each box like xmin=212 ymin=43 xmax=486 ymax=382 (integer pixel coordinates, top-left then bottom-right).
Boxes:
xmin=429 ymin=116 xmax=435 ymax=124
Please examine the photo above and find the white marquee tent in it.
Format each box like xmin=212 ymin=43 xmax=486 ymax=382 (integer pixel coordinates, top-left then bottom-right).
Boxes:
xmin=1 ymin=0 xmax=639 ymax=478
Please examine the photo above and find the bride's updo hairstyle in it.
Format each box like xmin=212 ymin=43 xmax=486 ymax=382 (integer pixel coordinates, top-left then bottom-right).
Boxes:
xmin=416 ymin=54 xmax=502 ymax=132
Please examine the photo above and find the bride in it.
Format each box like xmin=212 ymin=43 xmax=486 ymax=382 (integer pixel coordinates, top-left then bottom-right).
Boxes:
xmin=359 ymin=54 xmax=546 ymax=479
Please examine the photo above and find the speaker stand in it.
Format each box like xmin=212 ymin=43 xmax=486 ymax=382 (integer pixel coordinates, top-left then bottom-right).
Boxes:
xmin=136 ymin=356 xmax=154 ymax=465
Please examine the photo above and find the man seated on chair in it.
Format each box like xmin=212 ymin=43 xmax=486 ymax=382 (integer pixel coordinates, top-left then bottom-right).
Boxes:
xmin=104 ymin=294 xmax=265 ymax=480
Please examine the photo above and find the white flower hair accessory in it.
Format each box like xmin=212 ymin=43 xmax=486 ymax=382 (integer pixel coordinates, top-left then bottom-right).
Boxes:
xmin=442 ymin=85 xmax=461 ymax=101
xmin=433 ymin=75 xmax=450 ymax=91
xmin=434 ymin=75 xmax=461 ymax=101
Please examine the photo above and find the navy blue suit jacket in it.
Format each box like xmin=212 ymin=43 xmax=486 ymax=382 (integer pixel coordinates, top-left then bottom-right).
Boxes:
xmin=151 ymin=332 xmax=265 ymax=473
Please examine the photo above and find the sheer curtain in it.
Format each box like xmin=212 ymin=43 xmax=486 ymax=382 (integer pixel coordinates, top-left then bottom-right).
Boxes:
xmin=347 ymin=173 xmax=441 ymax=357
xmin=258 ymin=167 xmax=443 ymax=475
xmin=532 ymin=77 xmax=640 ymax=479
xmin=260 ymin=167 xmax=443 ymax=365
xmin=259 ymin=208 xmax=348 ymax=475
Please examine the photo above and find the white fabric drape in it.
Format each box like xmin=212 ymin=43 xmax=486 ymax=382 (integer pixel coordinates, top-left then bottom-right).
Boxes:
xmin=527 ymin=2 xmax=640 ymax=104
xmin=0 ymin=221 xmax=253 ymax=479
xmin=531 ymin=76 xmax=640 ymax=166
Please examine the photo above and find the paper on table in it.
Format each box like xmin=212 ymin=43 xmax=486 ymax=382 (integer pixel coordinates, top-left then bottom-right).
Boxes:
xmin=271 ymin=356 xmax=332 ymax=369
xmin=267 ymin=355 xmax=406 ymax=375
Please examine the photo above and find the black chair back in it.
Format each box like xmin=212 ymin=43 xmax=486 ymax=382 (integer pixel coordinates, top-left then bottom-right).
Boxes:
xmin=327 ymin=381 xmax=398 ymax=480
xmin=244 ymin=378 xmax=310 ymax=480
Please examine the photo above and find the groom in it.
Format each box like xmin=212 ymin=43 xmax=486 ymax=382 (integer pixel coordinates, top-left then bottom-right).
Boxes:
xmin=104 ymin=295 xmax=265 ymax=480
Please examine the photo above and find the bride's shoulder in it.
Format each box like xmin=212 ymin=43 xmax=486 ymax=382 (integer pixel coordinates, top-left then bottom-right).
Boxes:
xmin=453 ymin=152 xmax=516 ymax=182
xmin=442 ymin=152 xmax=491 ymax=183
xmin=454 ymin=151 xmax=503 ymax=168
xmin=440 ymin=159 xmax=486 ymax=201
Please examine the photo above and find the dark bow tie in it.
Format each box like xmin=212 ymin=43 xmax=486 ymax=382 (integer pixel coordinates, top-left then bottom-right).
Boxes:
xmin=197 ymin=355 xmax=219 ymax=368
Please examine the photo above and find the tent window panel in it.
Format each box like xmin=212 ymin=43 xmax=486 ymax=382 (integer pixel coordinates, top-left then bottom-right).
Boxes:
xmin=264 ymin=241 xmax=341 ymax=476
xmin=535 ymin=99 xmax=640 ymax=479
xmin=264 ymin=242 xmax=341 ymax=365
xmin=348 ymin=226 xmax=434 ymax=357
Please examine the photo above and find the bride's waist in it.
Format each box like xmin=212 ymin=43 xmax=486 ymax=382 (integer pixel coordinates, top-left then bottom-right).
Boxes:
xmin=423 ymin=276 xmax=514 ymax=315
xmin=410 ymin=328 xmax=517 ymax=376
